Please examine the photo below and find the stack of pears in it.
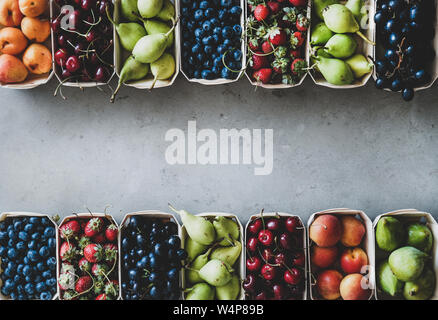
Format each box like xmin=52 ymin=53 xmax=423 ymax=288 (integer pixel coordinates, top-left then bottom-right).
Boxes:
xmin=376 ymin=216 xmax=436 ymax=300
xmin=110 ymin=0 xmax=177 ymax=102
xmin=170 ymin=206 xmax=242 ymax=300
xmin=310 ymin=0 xmax=374 ymax=85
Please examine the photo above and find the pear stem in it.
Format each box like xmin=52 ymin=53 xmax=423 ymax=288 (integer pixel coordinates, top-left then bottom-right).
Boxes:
xmin=149 ymin=75 xmax=158 ymax=90
xmin=110 ymin=80 xmax=122 ymax=103
xmin=106 ymin=6 xmax=118 ymax=27
xmin=356 ymin=31 xmax=375 ymax=46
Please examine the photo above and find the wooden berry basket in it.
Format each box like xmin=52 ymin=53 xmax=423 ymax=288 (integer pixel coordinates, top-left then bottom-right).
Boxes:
xmin=118 ymin=210 xmax=182 ymax=300
xmin=0 ymin=1 xmax=54 ymax=89
xmin=371 ymin=0 xmax=438 ymax=92
xmin=56 ymin=212 xmax=120 ymax=300
xmin=307 ymin=208 xmax=375 ymax=300
xmin=308 ymin=0 xmax=375 ymax=88
xmin=181 ymin=212 xmax=245 ymax=300
xmin=178 ymin=0 xmax=246 ymax=85
xmin=50 ymin=0 xmax=115 ymax=88
xmin=0 ymin=211 xmax=59 ymax=300
xmin=373 ymin=209 xmax=438 ymax=300
xmin=244 ymin=0 xmax=311 ymax=89
xmin=244 ymin=212 xmax=308 ymax=300
xmin=113 ymin=0 xmax=180 ymax=90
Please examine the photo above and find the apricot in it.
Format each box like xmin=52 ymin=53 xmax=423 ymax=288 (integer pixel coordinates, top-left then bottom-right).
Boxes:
xmin=0 ymin=54 xmax=28 ymax=83
xmin=0 ymin=0 xmax=23 ymax=26
xmin=0 ymin=27 xmax=27 ymax=55
xmin=19 ymin=0 xmax=47 ymax=18
xmin=21 ymin=16 xmax=49 ymax=42
xmin=22 ymin=43 xmax=51 ymax=74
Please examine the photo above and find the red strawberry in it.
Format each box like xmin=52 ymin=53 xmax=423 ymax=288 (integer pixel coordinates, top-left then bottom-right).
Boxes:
xmin=267 ymin=1 xmax=281 ymax=14
xmin=93 ymin=232 xmax=106 ymax=244
xmin=251 ymin=52 xmax=269 ymax=71
xmin=96 ymin=293 xmax=108 ymax=300
xmin=84 ymin=243 xmax=103 ymax=263
xmin=78 ymin=257 xmax=91 ymax=273
xmin=254 ymin=4 xmax=270 ymax=21
xmin=268 ymin=28 xmax=287 ymax=46
xmin=261 ymin=41 xmax=273 ymax=54
xmin=290 ymin=49 xmax=301 ymax=59
xmin=248 ymin=38 xmax=260 ymax=51
xmin=253 ymin=68 xmax=273 ymax=84
xmin=91 ymin=263 xmax=110 ymax=277
xmin=289 ymin=0 xmax=307 ymax=6
xmin=296 ymin=14 xmax=308 ymax=32
xmin=104 ymin=280 xmax=119 ymax=297
xmin=103 ymin=243 xmax=118 ymax=264
xmin=75 ymin=276 xmax=92 ymax=293
xmin=60 ymin=220 xmax=80 ymax=240
xmin=291 ymin=58 xmax=307 ymax=76
xmin=290 ymin=31 xmax=305 ymax=48
xmin=84 ymin=217 xmax=104 ymax=237
xmin=105 ymin=224 xmax=118 ymax=242
xmin=60 ymin=242 xmax=77 ymax=262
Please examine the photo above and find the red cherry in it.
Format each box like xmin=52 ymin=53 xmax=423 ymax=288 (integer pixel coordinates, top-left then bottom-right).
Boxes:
xmin=54 ymin=49 xmax=68 ymax=67
xmin=261 ymin=264 xmax=276 ymax=280
xmin=61 ymin=69 xmax=72 ymax=79
xmin=279 ymin=232 xmax=295 ymax=250
xmin=94 ymin=66 xmax=108 ymax=82
xmin=243 ymin=274 xmax=257 ymax=293
xmin=66 ymin=56 xmax=80 ymax=73
xmin=81 ymin=0 xmax=95 ymax=10
xmin=246 ymin=256 xmax=262 ymax=272
xmin=284 ymin=268 xmax=301 ymax=285
xmin=266 ymin=219 xmax=280 ymax=231
xmin=258 ymin=229 xmax=273 ymax=246
xmin=272 ymin=284 xmax=285 ymax=300
xmin=246 ymin=237 xmax=258 ymax=253
xmin=261 ymin=248 xmax=274 ymax=263
xmin=85 ymin=30 xmax=98 ymax=43
xmin=51 ymin=17 xmax=61 ymax=32
xmin=292 ymin=251 xmax=305 ymax=267
xmin=255 ymin=291 xmax=267 ymax=300
xmin=248 ymin=219 xmax=262 ymax=235
xmin=285 ymin=216 xmax=301 ymax=233
xmin=274 ymin=252 xmax=286 ymax=265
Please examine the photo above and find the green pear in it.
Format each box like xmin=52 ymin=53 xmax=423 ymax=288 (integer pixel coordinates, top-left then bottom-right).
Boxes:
xmin=132 ymin=23 xmax=176 ymax=63
xmin=345 ymin=54 xmax=373 ymax=78
xmin=314 ymin=56 xmax=354 ymax=85
xmin=313 ymin=0 xmax=339 ymax=20
xmin=185 ymin=237 xmax=208 ymax=263
xmin=407 ymin=223 xmax=433 ymax=253
xmin=185 ymin=283 xmax=215 ymax=300
xmin=110 ymin=56 xmax=149 ymax=103
xmin=186 ymin=248 xmax=212 ymax=284
xmin=143 ymin=19 xmax=174 ymax=48
xmin=138 ymin=0 xmax=163 ymax=18
xmin=376 ymin=216 xmax=405 ymax=252
xmin=313 ymin=46 xmax=332 ymax=58
xmin=323 ymin=34 xmax=357 ymax=58
xmin=150 ymin=53 xmax=175 ymax=89
xmin=322 ymin=4 xmax=375 ymax=45
xmin=310 ymin=22 xmax=334 ymax=45
xmin=121 ymin=0 xmax=140 ymax=22
xmin=169 ymin=205 xmax=215 ymax=245
xmin=378 ymin=260 xmax=404 ymax=297
xmin=198 ymin=259 xmax=233 ymax=287
xmin=213 ymin=216 xmax=240 ymax=246
xmin=216 ymin=274 xmax=240 ymax=300
xmin=107 ymin=7 xmax=147 ymax=52
xmin=210 ymin=239 xmax=242 ymax=267
xmin=345 ymin=0 xmax=363 ymax=22
xmin=156 ymin=0 xmax=175 ymax=22
xmin=388 ymin=246 xmax=428 ymax=282
xmin=403 ymin=268 xmax=436 ymax=300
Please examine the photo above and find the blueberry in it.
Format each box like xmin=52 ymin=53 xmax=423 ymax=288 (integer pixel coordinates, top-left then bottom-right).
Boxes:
xmin=7 ymin=239 xmax=15 ymax=247
xmin=233 ymin=49 xmax=242 ymax=61
xmin=8 ymin=230 xmax=17 ymax=241
xmin=204 ymin=8 xmax=214 ymax=18
xmin=40 ymin=291 xmax=52 ymax=300
xmin=39 ymin=246 xmax=50 ymax=258
xmin=128 ymin=269 xmax=138 ymax=280
xmin=192 ymin=43 xmax=202 ymax=54
xmin=220 ymin=0 xmax=232 ymax=7
xmin=221 ymin=67 xmax=232 ymax=79
xmin=7 ymin=248 xmax=18 ymax=259
xmin=388 ymin=32 xmax=400 ymax=47
xmin=168 ymin=268 xmax=178 ymax=280
xmin=43 ymin=227 xmax=55 ymax=238
xmin=217 ymin=44 xmax=227 ymax=54
xmin=7 ymin=225 xmax=13 ymax=232
xmin=27 ymin=250 xmax=39 ymax=262
xmin=16 ymin=284 xmax=24 ymax=294
xmin=193 ymin=69 xmax=201 ymax=78
xmin=10 ymin=292 xmax=17 ymax=300
xmin=4 ymin=268 xmax=14 ymax=278
xmin=4 ymin=279 xmax=15 ymax=290
xmin=210 ymin=17 xmax=219 ymax=27
xmin=196 ymin=52 xmax=206 ymax=62
xmin=31 ymin=232 xmax=40 ymax=240
xmin=384 ymin=49 xmax=397 ymax=61
xmin=0 ymin=222 xmax=5 ymax=230
xmin=47 ymin=238 xmax=56 ymax=249
xmin=202 ymin=20 xmax=212 ymax=32
xmin=1 ymin=287 xmax=10 ymax=296
xmin=14 ymin=274 xmax=22 ymax=283
xmin=46 ymin=278 xmax=57 ymax=288
xmin=0 ymin=231 xmax=7 ymax=241
xmin=402 ymin=88 xmax=414 ymax=101
xmin=199 ymin=1 xmax=208 ymax=9
xmin=34 ymin=275 xmax=43 ymax=283
xmin=391 ymin=78 xmax=402 ymax=92
xmin=202 ymin=36 xmax=213 ymax=45
xmin=0 ymin=246 xmax=6 ymax=257
xmin=36 ymin=282 xmax=46 ymax=293
xmin=149 ymin=286 xmax=161 ymax=300
xmin=29 ymin=217 xmax=39 ymax=224
xmin=233 ymin=24 xmax=242 ymax=36
xmin=176 ymin=249 xmax=188 ymax=260
xmin=13 ymin=220 xmax=23 ymax=230
xmin=415 ymin=69 xmax=428 ymax=83
xmin=194 ymin=9 xmax=204 ymax=20
xmin=212 ymin=65 xmax=220 ymax=75
xmin=222 ymin=26 xmax=233 ymax=38
xmin=25 ymin=282 xmax=36 ymax=295
xmin=46 ymin=257 xmax=57 ymax=270
xmin=167 ymin=235 xmax=181 ymax=249
xmin=129 ymin=216 xmax=139 ymax=230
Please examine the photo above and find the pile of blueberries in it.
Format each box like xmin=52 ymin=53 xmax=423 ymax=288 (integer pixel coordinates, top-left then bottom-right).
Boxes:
xmin=374 ymin=0 xmax=436 ymax=101
xmin=120 ymin=216 xmax=187 ymax=300
xmin=0 ymin=216 xmax=57 ymax=300
xmin=180 ymin=0 xmax=243 ymax=80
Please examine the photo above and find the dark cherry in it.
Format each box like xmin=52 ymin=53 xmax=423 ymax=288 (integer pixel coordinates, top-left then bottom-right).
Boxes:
xmin=274 ymin=252 xmax=286 ymax=265
xmin=246 ymin=237 xmax=258 ymax=253
xmin=57 ymin=35 xmax=68 ymax=48
xmin=255 ymin=291 xmax=267 ymax=300
xmin=246 ymin=256 xmax=261 ymax=272
xmin=74 ymin=42 xmax=86 ymax=55
xmin=258 ymin=229 xmax=273 ymax=246
xmin=248 ymin=219 xmax=262 ymax=235
xmin=285 ymin=216 xmax=301 ymax=233
xmin=279 ymin=232 xmax=294 ymax=250
xmin=284 ymin=268 xmax=301 ymax=285
xmin=266 ymin=219 xmax=280 ymax=231
xmin=94 ymin=66 xmax=108 ymax=82
xmin=61 ymin=69 xmax=72 ymax=79
xmin=261 ymin=264 xmax=276 ymax=280
xmin=51 ymin=17 xmax=61 ymax=32
xmin=81 ymin=0 xmax=95 ymax=10
xmin=272 ymin=284 xmax=285 ymax=300
xmin=98 ymin=0 xmax=110 ymax=15
xmin=243 ymin=274 xmax=257 ymax=293
xmin=291 ymin=251 xmax=305 ymax=267
xmin=66 ymin=55 xmax=81 ymax=73
xmin=85 ymin=30 xmax=98 ymax=43
xmin=54 ymin=49 xmax=69 ymax=67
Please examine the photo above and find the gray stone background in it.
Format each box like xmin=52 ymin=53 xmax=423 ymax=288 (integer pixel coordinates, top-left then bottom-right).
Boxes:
xmin=0 ymin=76 xmax=437 ymax=225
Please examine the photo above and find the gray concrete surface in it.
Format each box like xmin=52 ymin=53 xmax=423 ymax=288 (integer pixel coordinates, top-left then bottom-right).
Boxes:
xmin=0 ymin=76 xmax=437 ymax=225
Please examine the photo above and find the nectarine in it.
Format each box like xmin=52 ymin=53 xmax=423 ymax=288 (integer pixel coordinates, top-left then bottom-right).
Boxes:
xmin=340 ymin=273 xmax=371 ymax=300
xmin=19 ymin=0 xmax=47 ymax=18
xmin=0 ymin=0 xmax=23 ymax=27
xmin=340 ymin=247 xmax=368 ymax=274
xmin=0 ymin=54 xmax=28 ymax=83
xmin=22 ymin=43 xmax=51 ymax=74
xmin=340 ymin=215 xmax=366 ymax=247
xmin=311 ymin=245 xmax=338 ymax=269
xmin=310 ymin=214 xmax=342 ymax=247
xmin=21 ymin=17 xmax=50 ymax=42
xmin=316 ymin=269 xmax=343 ymax=300
xmin=0 ymin=27 xmax=27 ymax=55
